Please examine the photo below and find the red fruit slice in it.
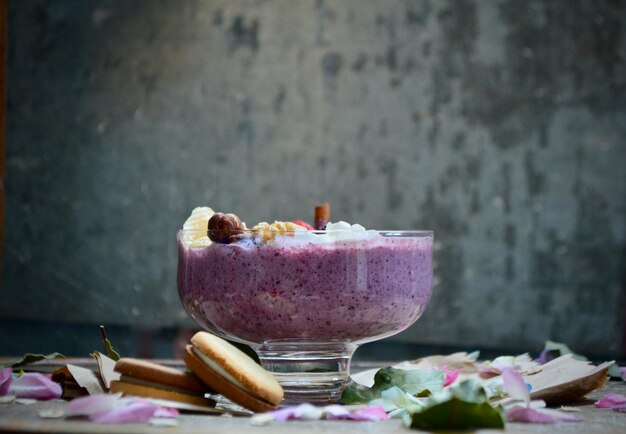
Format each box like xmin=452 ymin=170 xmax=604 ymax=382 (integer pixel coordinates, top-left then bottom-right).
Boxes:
xmin=292 ymin=220 xmax=314 ymax=230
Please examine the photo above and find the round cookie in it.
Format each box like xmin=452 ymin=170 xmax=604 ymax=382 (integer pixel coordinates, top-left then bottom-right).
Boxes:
xmin=184 ymin=332 xmax=283 ymax=412
xmin=114 ymin=358 xmax=208 ymax=393
xmin=110 ymin=380 xmax=214 ymax=407
xmin=112 ymin=358 xmax=215 ymax=408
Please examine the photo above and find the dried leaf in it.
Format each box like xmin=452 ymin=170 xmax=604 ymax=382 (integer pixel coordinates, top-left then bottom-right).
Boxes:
xmin=90 ymin=352 xmax=120 ymax=390
xmin=99 ymin=326 xmax=121 ymax=361
xmin=527 ymin=355 xmax=612 ymax=405
xmin=0 ymin=353 xmax=66 ymax=369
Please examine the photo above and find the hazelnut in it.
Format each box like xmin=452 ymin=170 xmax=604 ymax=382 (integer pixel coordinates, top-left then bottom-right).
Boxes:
xmin=208 ymin=212 xmax=244 ymax=244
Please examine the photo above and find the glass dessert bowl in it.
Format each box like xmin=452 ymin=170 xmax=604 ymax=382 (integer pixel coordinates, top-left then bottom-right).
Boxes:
xmin=177 ymin=217 xmax=433 ymax=404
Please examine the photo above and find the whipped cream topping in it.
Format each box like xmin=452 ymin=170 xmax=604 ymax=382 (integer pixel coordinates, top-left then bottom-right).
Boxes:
xmin=270 ymin=221 xmax=381 ymax=245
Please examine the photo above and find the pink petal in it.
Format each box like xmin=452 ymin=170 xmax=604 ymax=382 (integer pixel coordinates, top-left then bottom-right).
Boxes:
xmin=8 ymin=373 xmax=62 ymax=400
xmin=442 ymin=366 xmax=460 ymax=387
xmin=0 ymin=368 xmax=12 ymax=396
xmin=90 ymin=400 xmax=158 ymax=424
xmin=65 ymin=394 xmax=122 ymax=417
xmin=501 ymin=368 xmax=529 ymax=403
xmin=323 ymin=405 xmax=351 ymax=420
xmin=507 ymin=406 xmax=582 ymax=424
xmin=270 ymin=403 xmax=323 ymax=421
xmin=612 ymin=405 xmax=626 ymax=413
xmin=594 ymin=394 xmax=626 ymax=408
xmin=348 ymin=405 xmax=390 ymax=421
xmin=620 ymin=367 xmax=626 ymax=381
xmin=153 ymin=407 xmax=179 ymax=418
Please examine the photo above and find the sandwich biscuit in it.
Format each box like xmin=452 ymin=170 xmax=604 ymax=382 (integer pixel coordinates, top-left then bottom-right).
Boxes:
xmin=184 ymin=332 xmax=283 ymax=412
xmin=110 ymin=358 xmax=215 ymax=407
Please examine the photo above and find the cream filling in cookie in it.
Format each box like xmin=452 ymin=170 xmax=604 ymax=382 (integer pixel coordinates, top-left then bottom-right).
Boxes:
xmin=192 ymin=347 xmax=266 ymax=401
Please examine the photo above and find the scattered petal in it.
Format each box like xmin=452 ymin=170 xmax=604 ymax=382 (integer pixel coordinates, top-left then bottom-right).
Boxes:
xmin=39 ymin=408 xmax=65 ymax=419
xmin=8 ymin=373 xmax=62 ymax=400
xmin=491 ymin=356 xmax=516 ymax=371
xmin=323 ymin=405 xmax=350 ymax=419
xmin=65 ymin=393 xmax=122 ymax=417
xmin=270 ymin=403 xmax=324 ymax=422
xmin=612 ymin=405 xmax=626 ymax=413
xmin=348 ymin=405 xmax=390 ymax=421
xmin=250 ymin=413 xmax=274 ymax=426
xmin=254 ymin=403 xmax=391 ymax=424
xmin=620 ymin=367 xmax=626 ymax=382
xmin=0 ymin=368 xmax=12 ymax=396
xmin=16 ymin=398 xmax=38 ymax=405
xmin=506 ymin=406 xmax=582 ymax=423
xmin=442 ymin=366 xmax=460 ymax=387
xmin=0 ymin=395 xmax=16 ymax=404
xmin=535 ymin=348 xmax=554 ymax=365
xmin=594 ymin=394 xmax=626 ymax=409
xmin=90 ymin=400 xmax=159 ymax=424
xmin=501 ymin=368 xmax=530 ymax=403
xmin=153 ymin=407 xmax=179 ymax=418
xmin=370 ymin=386 xmax=423 ymax=418
xmin=149 ymin=418 xmax=179 ymax=427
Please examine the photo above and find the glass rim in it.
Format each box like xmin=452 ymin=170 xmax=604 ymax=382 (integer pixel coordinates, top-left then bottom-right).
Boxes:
xmin=178 ymin=229 xmax=434 ymax=236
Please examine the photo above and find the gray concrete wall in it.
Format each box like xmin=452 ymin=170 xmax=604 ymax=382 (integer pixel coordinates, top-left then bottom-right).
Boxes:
xmin=2 ymin=0 xmax=625 ymax=357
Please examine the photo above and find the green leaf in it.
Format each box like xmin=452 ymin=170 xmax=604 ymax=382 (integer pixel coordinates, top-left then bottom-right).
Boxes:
xmin=99 ymin=325 xmax=121 ymax=361
xmin=0 ymin=352 xmax=66 ymax=369
xmin=406 ymin=379 xmax=505 ymax=430
xmin=103 ymin=338 xmax=121 ymax=361
xmin=449 ymin=378 xmax=489 ymax=403
xmin=340 ymin=367 xmax=445 ymax=404
xmin=407 ymin=397 xmax=505 ymax=430
xmin=341 ymin=380 xmax=377 ymax=403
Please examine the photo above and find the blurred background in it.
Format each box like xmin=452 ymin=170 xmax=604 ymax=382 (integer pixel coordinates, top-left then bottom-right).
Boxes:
xmin=0 ymin=0 xmax=624 ymax=361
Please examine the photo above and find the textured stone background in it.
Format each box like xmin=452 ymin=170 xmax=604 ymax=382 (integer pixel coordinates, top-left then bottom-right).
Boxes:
xmin=2 ymin=0 xmax=625 ymax=357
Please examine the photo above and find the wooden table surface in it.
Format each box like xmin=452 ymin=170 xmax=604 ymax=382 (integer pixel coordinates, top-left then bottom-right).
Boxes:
xmin=1 ymin=360 xmax=625 ymax=434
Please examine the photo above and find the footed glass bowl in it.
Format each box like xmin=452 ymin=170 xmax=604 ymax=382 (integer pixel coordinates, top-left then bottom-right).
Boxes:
xmin=177 ymin=229 xmax=433 ymax=404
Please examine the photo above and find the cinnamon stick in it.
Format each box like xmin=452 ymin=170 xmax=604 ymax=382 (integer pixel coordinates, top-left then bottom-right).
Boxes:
xmin=314 ymin=203 xmax=330 ymax=230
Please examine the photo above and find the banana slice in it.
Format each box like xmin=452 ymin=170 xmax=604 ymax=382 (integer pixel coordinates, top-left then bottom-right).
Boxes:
xmin=182 ymin=207 xmax=215 ymax=248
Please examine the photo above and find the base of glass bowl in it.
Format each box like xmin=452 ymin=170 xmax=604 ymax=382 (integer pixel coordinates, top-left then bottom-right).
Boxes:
xmin=255 ymin=341 xmax=357 ymax=405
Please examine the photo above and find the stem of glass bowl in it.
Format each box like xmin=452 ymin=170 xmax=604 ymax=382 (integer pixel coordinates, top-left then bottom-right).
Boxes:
xmin=255 ymin=341 xmax=358 ymax=405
